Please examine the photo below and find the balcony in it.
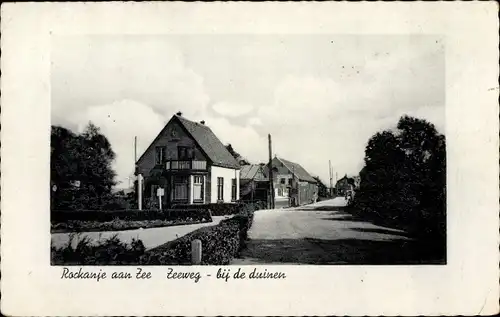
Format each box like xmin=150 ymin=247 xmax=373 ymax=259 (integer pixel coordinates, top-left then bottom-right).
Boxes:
xmin=165 ymin=160 xmax=207 ymax=171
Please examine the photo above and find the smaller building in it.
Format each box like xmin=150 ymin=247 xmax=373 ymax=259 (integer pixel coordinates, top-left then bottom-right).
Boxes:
xmin=268 ymin=157 xmax=318 ymax=207
xmin=239 ymin=164 xmax=269 ymax=203
xmin=335 ymin=174 xmax=357 ymax=197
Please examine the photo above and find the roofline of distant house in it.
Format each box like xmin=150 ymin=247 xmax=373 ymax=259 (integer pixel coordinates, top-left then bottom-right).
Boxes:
xmin=274 ymin=156 xmax=317 ymax=183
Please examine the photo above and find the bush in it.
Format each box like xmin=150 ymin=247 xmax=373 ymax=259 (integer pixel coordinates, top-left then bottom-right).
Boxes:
xmin=172 ymin=202 xmax=241 ymax=216
xmin=51 ymin=216 xmax=213 ymax=233
xmin=140 ymin=216 xmax=244 ymax=265
xmin=51 ymin=234 xmax=146 ymax=265
xmin=140 ymin=201 xmax=266 ymax=265
xmin=51 ymin=208 xmax=211 ymax=224
xmin=51 ymin=201 xmax=267 ymax=265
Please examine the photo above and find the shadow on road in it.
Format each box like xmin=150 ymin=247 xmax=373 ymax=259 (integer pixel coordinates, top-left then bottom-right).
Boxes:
xmin=349 ymin=227 xmax=412 ymax=237
xmin=237 ymin=237 xmax=445 ymax=265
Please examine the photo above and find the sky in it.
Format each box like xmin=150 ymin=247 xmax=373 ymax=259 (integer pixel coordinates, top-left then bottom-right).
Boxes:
xmin=51 ymin=34 xmax=445 ymax=188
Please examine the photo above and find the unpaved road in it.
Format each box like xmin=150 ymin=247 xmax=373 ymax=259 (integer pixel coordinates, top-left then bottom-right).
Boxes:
xmin=233 ymin=198 xmax=436 ymax=265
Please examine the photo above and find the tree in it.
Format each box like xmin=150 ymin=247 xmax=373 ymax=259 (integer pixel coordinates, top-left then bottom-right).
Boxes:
xmin=51 ymin=126 xmax=81 ymax=209
xmin=352 ymin=115 xmax=446 ymax=243
xmin=78 ymin=122 xmax=117 ymax=208
xmin=51 ymin=122 xmax=117 ymax=210
xmin=313 ymin=176 xmax=329 ymax=198
xmin=225 ymin=143 xmax=250 ymax=165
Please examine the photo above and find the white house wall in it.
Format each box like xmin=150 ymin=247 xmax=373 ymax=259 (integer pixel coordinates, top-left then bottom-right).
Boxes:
xmin=210 ymin=166 xmax=240 ymax=203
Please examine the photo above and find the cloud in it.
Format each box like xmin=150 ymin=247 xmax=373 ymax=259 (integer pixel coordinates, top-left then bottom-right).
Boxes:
xmin=63 ymin=99 xmax=166 ymax=188
xmin=248 ymin=117 xmax=263 ymax=126
xmin=255 ymin=47 xmax=444 ymax=182
xmin=51 ymin=35 xmax=210 ymax=120
xmin=212 ymin=101 xmax=254 ymax=117
xmin=51 ymin=35 xmax=445 ymax=187
xmin=200 ymin=116 xmax=267 ymax=164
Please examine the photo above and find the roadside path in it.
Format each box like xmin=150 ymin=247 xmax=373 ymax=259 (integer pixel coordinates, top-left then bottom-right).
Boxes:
xmin=51 ymin=216 xmax=231 ymax=250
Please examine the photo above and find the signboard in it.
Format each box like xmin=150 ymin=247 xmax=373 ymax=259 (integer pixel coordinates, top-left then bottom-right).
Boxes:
xmin=156 ymin=187 xmax=165 ymax=197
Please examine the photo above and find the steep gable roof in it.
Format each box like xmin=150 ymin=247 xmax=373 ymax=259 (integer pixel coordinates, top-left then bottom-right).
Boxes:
xmin=175 ymin=115 xmax=240 ymax=169
xmin=136 ymin=114 xmax=240 ymax=169
xmin=276 ymin=157 xmax=317 ymax=183
xmin=240 ymin=164 xmax=268 ymax=181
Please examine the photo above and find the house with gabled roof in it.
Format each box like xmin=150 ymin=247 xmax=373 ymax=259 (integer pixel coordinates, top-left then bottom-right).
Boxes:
xmin=268 ymin=156 xmax=318 ymax=206
xmin=239 ymin=164 xmax=269 ymax=202
xmin=135 ymin=112 xmax=240 ymax=207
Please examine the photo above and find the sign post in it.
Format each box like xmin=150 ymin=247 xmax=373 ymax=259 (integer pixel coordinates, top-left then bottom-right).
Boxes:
xmin=138 ymin=174 xmax=143 ymax=210
xmin=157 ymin=187 xmax=165 ymax=210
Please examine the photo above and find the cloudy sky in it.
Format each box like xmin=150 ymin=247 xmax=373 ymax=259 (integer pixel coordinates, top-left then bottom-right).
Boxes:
xmin=51 ymin=34 xmax=445 ymax=188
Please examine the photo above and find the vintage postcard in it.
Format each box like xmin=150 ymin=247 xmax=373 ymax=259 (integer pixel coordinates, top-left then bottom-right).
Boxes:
xmin=1 ymin=2 xmax=499 ymax=316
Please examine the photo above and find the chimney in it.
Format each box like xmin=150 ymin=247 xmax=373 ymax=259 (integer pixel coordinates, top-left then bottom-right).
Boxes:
xmin=200 ymin=120 xmax=205 ymax=125
xmin=176 ymin=111 xmax=182 ymax=116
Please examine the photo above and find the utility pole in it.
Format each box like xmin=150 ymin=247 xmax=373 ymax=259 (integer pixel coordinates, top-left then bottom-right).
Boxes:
xmin=329 ymin=160 xmax=333 ymax=197
xmin=268 ymin=134 xmax=275 ymax=209
xmin=134 ymin=136 xmax=137 ymax=163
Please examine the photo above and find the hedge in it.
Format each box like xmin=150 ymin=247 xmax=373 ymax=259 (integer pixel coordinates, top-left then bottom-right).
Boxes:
xmin=140 ymin=201 xmax=264 ymax=265
xmin=51 ymin=208 xmax=211 ymax=223
xmin=171 ymin=202 xmax=239 ymax=216
xmin=51 ymin=201 xmax=266 ymax=265
xmin=51 ymin=234 xmax=146 ymax=265
xmin=172 ymin=202 xmax=259 ymax=216
xmin=51 ymin=217 xmax=213 ymax=234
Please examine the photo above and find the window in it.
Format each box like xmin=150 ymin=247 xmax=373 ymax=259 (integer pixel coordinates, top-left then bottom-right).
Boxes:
xmin=277 ymin=188 xmax=283 ymax=197
xmin=155 ymin=147 xmax=166 ymax=165
xmin=178 ymin=146 xmax=195 ymax=160
xmin=288 ymin=178 xmax=293 ymax=186
xmin=193 ymin=176 xmax=204 ymax=202
xmin=280 ymin=178 xmax=286 ymax=184
xmin=231 ymin=179 xmax=237 ymax=201
xmin=217 ymin=177 xmax=224 ymax=201
xmin=173 ymin=175 xmax=188 ymax=201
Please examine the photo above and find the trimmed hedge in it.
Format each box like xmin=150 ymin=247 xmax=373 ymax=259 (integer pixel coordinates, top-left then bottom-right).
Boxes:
xmin=51 ymin=217 xmax=212 ymax=233
xmin=50 ymin=201 xmax=266 ymax=265
xmin=140 ymin=201 xmax=264 ymax=265
xmin=51 ymin=208 xmax=211 ymax=223
xmin=140 ymin=216 xmax=250 ymax=265
xmin=172 ymin=201 xmax=264 ymax=217
xmin=171 ymin=202 xmax=240 ymax=216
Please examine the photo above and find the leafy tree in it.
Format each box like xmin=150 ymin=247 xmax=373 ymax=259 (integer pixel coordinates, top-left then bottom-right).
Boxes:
xmin=352 ymin=115 xmax=446 ymax=246
xmin=225 ymin=143 xmax=250 ymax=165
xmin=51 ymin=122 xmax=117 ymax=210
xmin=51 ymin=126 xmax=81 ymax=209
xmin=78 ymin=122 xmax=117 ymax=208
xmin=313 ymin=176 xmax=330 ymax=198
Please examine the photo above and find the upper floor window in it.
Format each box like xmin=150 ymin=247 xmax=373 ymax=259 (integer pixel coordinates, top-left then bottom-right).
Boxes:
xmin=178 ymin=146 xmax=195 ymax=160
xmin=280 ymin=178 xmax=286 ymax=184
xmin=155 ymin=146 xmax=166 ymax=165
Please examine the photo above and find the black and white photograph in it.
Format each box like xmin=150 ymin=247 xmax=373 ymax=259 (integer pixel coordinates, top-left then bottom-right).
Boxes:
xmin=2 ymin=2 xmax=498 ymax=316
xmin=50 ymin=34 xmax=446 ymax=266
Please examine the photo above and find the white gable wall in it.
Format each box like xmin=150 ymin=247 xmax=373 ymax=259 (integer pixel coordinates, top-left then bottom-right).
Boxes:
xmin=210 ymin=166 xmax=240 ymax=203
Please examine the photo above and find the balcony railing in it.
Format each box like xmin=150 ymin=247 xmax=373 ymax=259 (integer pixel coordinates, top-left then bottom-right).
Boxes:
xmin=165 ymin=160 xmax=207 ymax=171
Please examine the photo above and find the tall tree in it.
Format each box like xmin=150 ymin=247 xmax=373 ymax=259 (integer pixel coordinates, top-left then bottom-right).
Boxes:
xmin=51 ymin=122 xmax=117 ymax=210
xmin=353 ymin=115 xmax=446 ymax=242
xmin=313 ymin=176 xmax=329 ymax=198
xmin=51 ymin=126 xmax=81 ymax=209
xmin=79 ymin=122 xmax=117 ymax=208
